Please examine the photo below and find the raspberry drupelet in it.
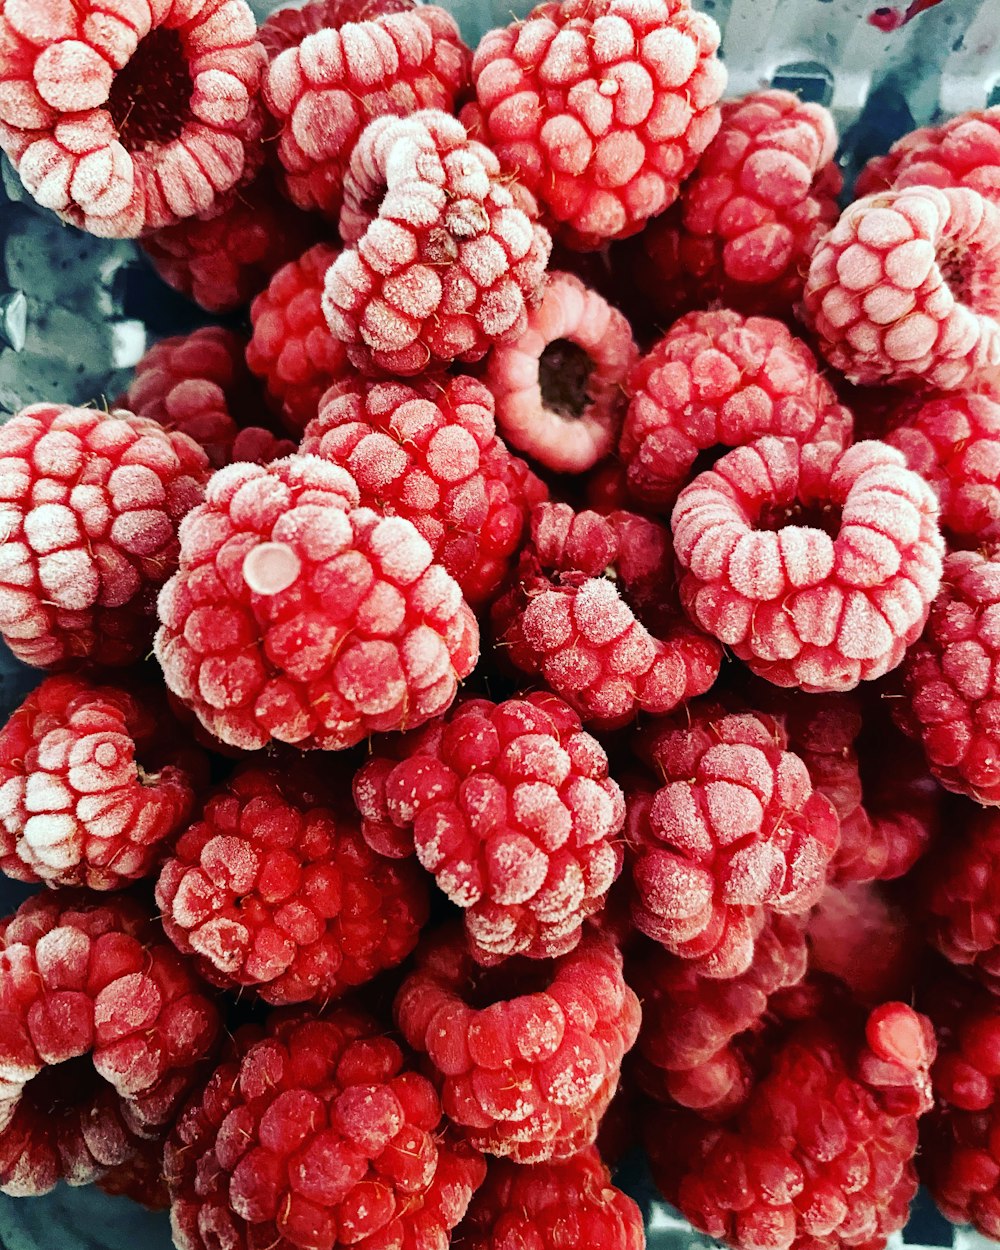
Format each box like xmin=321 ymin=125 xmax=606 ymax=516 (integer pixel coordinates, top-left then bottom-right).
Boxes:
xmin=154 ymin=454 xmax=479 ymax=752
xmin=671 ymin=437 xmax=945 ymax=692
xmin=493 ymin=503 xmax=722 ymax=730
xmin=259 ymin=0 xmax=416 ymax=56
xmin=352 ymin=692 xmax=625 ymax=963
xmin=0 ymin=890 xmax=220 ymax=1197
xmin=0 ymin=403 xmax=209 ymax=670
xmin=486 ymin=271 xmax=638 ymax=474
xmin=0 ymin=674 xmax=205 ymax=890
xmin=165 ymin=1007 xmax=486 ymax=1250
xmin=155 ymin=763 xmax=429 ymax=1005
xmin=301 ymin=374 xmax=547 ymax=607
xmin=922 ymin=805 xmax=1000 ymax=988
xmin=322 ymin=110 xmax=552 ymax=375
xmin=394 ymin=927 xmax=641 ymax=1162
xmin=621 ymin=310 xmax=852 ymax=508
xmin=468 ymin=0 xmax=727 ymax=251
xmin=803 ymin=186 xmax=1000 ymax=391
xmin=854 ymin=106 xmax=1000 ymax=201
xmin=625 ymin=703 xmax=839 ymax=979
xmin=0 ymin=0 xmax=266 ymax=238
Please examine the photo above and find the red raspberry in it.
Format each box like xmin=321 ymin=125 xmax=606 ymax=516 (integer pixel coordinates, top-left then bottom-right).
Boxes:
xmin=301 ymin=375 xmax=546 ymax=607
xmin=803 ymin=186 xmax=1000 ymax=391
xmin=229 ymin=426 xmax=297 ymax=466
xmin=154 ymin=454 xmax=479 ymax=752
xmin=620 ymin=89 xmax=842 ymax=320
xmin=98 ymin=1138 xmax=169 ymax=1210
xmin=922 ymin=806 xmax=1000 ymax=989
xmin=486 ymin=271 xmax=638 ymax=474
xmin=0 ymin=891 xmax=220 ymax=1197
xmin=457 ymin=1147 xmax=644 ymax=1250
xmin=322 ymin=110 xmax=552 ymax=375
xmin=493 ymin=503 xmax=722 ymax=730
xmin=621 ymin=310 xmax=852 ymax=507
xmin=468 ymin=0 xmax=726 ymax=251
xmin=625 ymin=703 xmax=839 ymax=979
xmin=259 ymin=0 xmax=416 ymax=56
xmin=155 ymin=763 xmax=429 ymax=1005
xmin=855 ymin=108 xmax=1000 ymax=201
xmin=807 ymin=881 xmax=922 ymax=1004
xmin=0 ymin=0 xmax=266 ymax=238
xmin=263 ymin=6 xmax=470 ymax=221
xmin=672 ymin=437 xmax=945 ymax=691
xmin=353 ymin=692 xmax=625 ymax=963
xmin=0 ymin=403 xmax=209 ymax=670
xmin=394 ymin=928 xmax=640 ymax=1162
xmin=165 ymin=1008 xmax=485 ymax=1250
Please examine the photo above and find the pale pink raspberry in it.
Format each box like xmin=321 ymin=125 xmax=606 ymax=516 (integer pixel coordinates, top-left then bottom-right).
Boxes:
xmin=855 ymin=107 xmax=1000 ymax=202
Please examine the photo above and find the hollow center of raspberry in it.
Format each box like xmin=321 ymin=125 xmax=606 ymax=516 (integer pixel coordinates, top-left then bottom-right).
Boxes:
xmin=759 ymin=499 xmax=842 ymax=537
xmin=107 ymin=27 xmax=193 ymax=151
xmin=243 ymin=543 xmax=302 ymax=596
xmin=22 ymin=1055 xmax=100 ymax=1117
xmin=539 ymin=341 xmax=594 ymax=420
xmin=939 ymin=241 xmax=1000 ymax=316
xmin=464 ymin=958 xmax=553 ymax=1008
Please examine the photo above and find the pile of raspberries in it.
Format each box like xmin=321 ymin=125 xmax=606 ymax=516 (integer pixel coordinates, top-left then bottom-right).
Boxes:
xmin=4 ymin=0 xmax=1000 ymax=1248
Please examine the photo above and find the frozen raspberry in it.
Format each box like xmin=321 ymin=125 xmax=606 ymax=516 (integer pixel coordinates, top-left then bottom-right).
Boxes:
xmin=302 ymin=375 xmax=546 ymax=607
xmin=165 ymin=1007 xmax=486 ymax=1250
xmin=259 ymin=0 xmax=416 ymax=57
xmin=395 ymin=928 xmax=640 ymax=1163
xmin=156 ymin=763 xmax=429 ymax=1005
xmin=621 ymin=310 xmax=852 ymax=508
xmin=323 ymin=110 xmax=552 ymax=374
xmin=246 ymin=244 xmax=351 ymax=436
xmin=468 ymin=0 xmax=726 ymax=251
xmin=263 ymin=6 xmax=470 ymax=221
xmin=0 ymin=403 xmax=209 ymax=670
xmin=855 ymin=108 xmax=1000 ymax=202
xmin=0 ymin=0 xmax=266 ymax=238
xmin=672 ymin=437 xmax=945 ymax=691
xmin=457 ymin=1148 xmax=644 ymax=1250
xmin=808 ymin=881 xmax=922 ymax=1004
xmin=353 ymin=692 xmax=625 ymax=963
xmin=229 ymin=426 xmax=297 ymax=466
xmin=493 ymin=503 xmax=722 ymax=730
xmin=155 ymin=454 xmax=479 ymax=752
xmin=0 ymin=890 xmax=220 ymax=1197
xmin=625 ymin=702 xmax=839 ymax=979
xmin=803 ymin=186 xmax=1000 ymax=391
xmin=486 ymin=271 xmax=638 ymax=474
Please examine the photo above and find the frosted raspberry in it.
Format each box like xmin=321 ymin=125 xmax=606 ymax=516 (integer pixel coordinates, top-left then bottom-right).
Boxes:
xmin=395 ymin=928 xmax=640 ymax=1162
xmin=263 ymin=6 xmax=470 ymax=221
xmin=486 ymin=271 xmax=638 ymax=474
xmin=625 ymin=703 xmax=839 ymax=979
xmin=457 ymin=1148 xmax=644 ymax=1250
xmin=468 ymin=0 xmax=726 ymax=251
xmin=493 ymin=503 xmax=722 ymax=729
xmin=353 ymin=692 xmax=625 ymax=963
xmin=156 ymin=763 xmax=429 ymax=1005
xmin=672 ymin=437 xmax=945 ymax=691
xmin=803 ymin=186 xmax=1000 ymax=390
xmin=0 ymin=403 xmax=209 ymax=670
xmin=259 ymin=0 xmax=416 ymax=57
xmin=165 ymin=1007 xmax=485 ymax=1250
xmin=855 ymin=108 xmax=1000 ymax=202
xmin=154 ymin=454 xmax=479 ymax=752
xmin=323 ymin=110 xmax=552 ymax=374
xmin=808 ymin=881 xmax=922 ymax=1004
xmin=0 ymin=0 xmax=266 ymax=238
xmin=621 ymin=310 xmax=852 ymax=507
xmin=0 ymin=890 xmax=220 ymax=1197
xmin=302 ymin=375 xmax=546 ymax=607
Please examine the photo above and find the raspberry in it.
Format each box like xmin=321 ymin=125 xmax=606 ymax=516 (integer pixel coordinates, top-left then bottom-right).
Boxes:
xmin=493 ymin=503 xmax=722 ymax=729
xmin=259 ymin=0 xmax=416 ymax=57
xmin=246 ymin=244 xmax=351 ymax=436
xmin=322 ymin=110 xmax=552 ymax=375
xmin=353 ymin=692 xmax=625 ymax=963
xmin=98 ymin=1138 xmax=169 ymax=1210
xmin=229 ymin=426 xmax=297 ymax=466
xmin=0 ymin=0 xmax=266 ymax=238
xmin=165 ymin=1008 xmax=486 ymax=1250
xmin=468 ymin=0 xmax=726 ymax=251
xmin=0 ymin=890 xmax=220 ymax=1197
xmin=855 ymin=108 xmax=1000 ymax=201
xmin=672 ymin=437 xmax=945 ymax=691
xmin=625 ymin=703 xmax=839 ymax=978
xmin=154 ymin=454 xmax=479 ymax=752
xmin=301 ymin=375 xmax=546 ymax=607
xmin=457 ymin=1147 xmax=644 ymax=1250
xmin=619 ymin=89 xmax=842 ymax=319
xmin=922 ymin=806 xmax=1000 ymax=990
xmin=621 ymin=310 xmax=852 ymax=507
xmin=803 ymin=186 xmax=1000 ymax=391
xmin=156 ymin=763 xmax=429 ymax=1005
xmin=485 ymin=271 xmax=638 ymax=474
xmin=807 ymin=881 xmax=922 ymax=1004
xmin=394 ymin=928 xmax=640 ymax=1162
xmin=0 ymin=403 xmax=209 ymax=670
xmin=263 ymin=6 xmax=470 ymax=221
